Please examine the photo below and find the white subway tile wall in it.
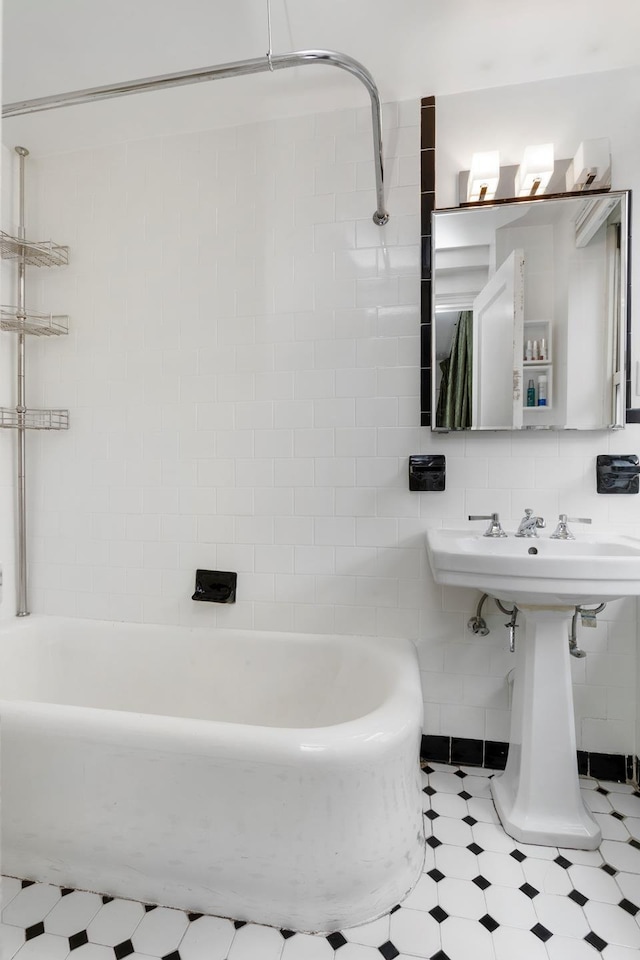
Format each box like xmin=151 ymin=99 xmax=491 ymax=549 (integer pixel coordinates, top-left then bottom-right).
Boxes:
xmin=2 ymin=96 xmax=637 ymax=754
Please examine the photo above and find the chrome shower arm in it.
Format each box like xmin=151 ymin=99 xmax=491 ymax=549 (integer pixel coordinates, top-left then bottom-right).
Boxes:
xmin=2 ymin=49 xmax=389 ymax=225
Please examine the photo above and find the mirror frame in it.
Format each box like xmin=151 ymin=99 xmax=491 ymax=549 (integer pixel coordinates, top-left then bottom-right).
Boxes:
xmin=418 ymin=96 xmax=636 ymax=429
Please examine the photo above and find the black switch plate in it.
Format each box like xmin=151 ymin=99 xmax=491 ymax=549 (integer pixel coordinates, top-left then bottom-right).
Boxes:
xmin=408 ymin=454 xmax=446 ymax=491
xmin=192 ymin=569 xmax=237 ymax=603
xmin=596 ymin=454 xmax=640 ymax=494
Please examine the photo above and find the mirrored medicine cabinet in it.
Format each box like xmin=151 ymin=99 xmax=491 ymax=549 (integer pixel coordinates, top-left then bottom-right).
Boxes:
xmin=430 ymin=190 xmax=630 ymax=432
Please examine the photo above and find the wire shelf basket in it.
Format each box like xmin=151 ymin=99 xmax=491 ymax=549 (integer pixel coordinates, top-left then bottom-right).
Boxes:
xmin=0 ymin=306 xmax=69 ymax=337
xmin=0 ymin=231 xmax=69 ymax=267
xmin=0 ymin=407 xmax=69 ymax=430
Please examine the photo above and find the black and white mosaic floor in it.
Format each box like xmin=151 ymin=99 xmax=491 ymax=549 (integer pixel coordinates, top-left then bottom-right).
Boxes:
xmin=3 ymin=763 xmax=640 ymax=960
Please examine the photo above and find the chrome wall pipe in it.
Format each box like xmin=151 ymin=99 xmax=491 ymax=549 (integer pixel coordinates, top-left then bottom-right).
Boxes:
xmin=3 ymin=49 xmax=389 ymax=225
xmin=15 ymin=146 xmax=29 ymax=616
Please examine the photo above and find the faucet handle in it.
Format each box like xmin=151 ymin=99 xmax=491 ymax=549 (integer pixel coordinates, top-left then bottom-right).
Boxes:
xmin=551 ymin=514 xmax=592 ymax=540
xmin=468 ymin=512 xmax=508 ymax=538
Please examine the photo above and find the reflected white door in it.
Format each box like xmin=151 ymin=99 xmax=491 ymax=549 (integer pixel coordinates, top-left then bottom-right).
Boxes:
xmin=472 ymin=249 xmax=525 ymax=429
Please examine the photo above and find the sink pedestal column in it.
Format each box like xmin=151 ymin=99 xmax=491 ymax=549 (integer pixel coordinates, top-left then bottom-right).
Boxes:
xmin=491 ymin=605 xmax=601 ymax=850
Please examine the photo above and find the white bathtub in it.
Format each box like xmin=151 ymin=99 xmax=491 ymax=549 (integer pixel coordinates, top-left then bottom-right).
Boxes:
xmin=0 ymin=616 xmax=425 ymax=932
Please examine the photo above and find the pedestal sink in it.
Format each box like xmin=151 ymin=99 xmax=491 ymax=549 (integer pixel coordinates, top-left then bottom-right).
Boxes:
xmin=425 ymin=527 xmax=640 ymax=850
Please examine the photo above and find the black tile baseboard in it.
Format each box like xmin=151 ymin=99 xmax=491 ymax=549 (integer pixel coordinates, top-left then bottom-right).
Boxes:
xmin=451 ymin=736 xmax=483 ymax=766
xmin=588 ymin=752 xmax=627 ymax=783
xmin=421 ymin=734 xmax=450 ymax=763
xmin=484 ymin=741 xmax=509 ymax=771
xmin=421 ymin=734 xmax=637 ymax=784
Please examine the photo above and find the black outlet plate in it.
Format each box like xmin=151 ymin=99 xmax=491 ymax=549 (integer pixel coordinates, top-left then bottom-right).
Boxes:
xmin=192 ymin=569 xmax=237 ymax=603
xmin=408 ymin=454 xmax=446 ymax=491
xmin=596 ymin=454 xmax=640 ymax=494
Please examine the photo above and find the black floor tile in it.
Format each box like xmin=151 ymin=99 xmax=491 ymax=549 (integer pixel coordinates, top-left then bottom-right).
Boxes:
xmin=69 ymin=931 xmax=89 ymax=951
xmin=114 ymin=940 xmax=135 ymax=959
xmin=619 ymin=898 xmax=639 ymax=916
xmin=379 ymin=941 xmax=400 ymax=960
xmin=429 ymin=906 xmax=448 ymax=923
xmin=568 ymin=889 xmax=588 ymax=907
xmin=327 ymin=932 xmax=347 ymax=949
xmin=585 ymin=931 xmax=608 ymax=951
xmin=472 ymin=875 xmax=491 ymax=890
xmin=519 ymin=883 xmax=539 ymax=899
xmin=531 ymin=923 xmax=552 ymax=942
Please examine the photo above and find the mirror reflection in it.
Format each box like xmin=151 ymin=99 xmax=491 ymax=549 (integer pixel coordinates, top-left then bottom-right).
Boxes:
xmin=431 ymin=191 xmax=629 ymax=431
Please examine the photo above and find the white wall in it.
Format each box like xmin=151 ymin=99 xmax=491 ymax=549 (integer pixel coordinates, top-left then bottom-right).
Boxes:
xmin=7 ymin=64 xmax=639 ymax=757
xmin=21 ymin=102 xmax=425 ymax=644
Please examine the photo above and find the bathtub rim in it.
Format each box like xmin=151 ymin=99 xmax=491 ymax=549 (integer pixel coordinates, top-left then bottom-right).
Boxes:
xmin=0 ymin=615 xmax=423 ymax=762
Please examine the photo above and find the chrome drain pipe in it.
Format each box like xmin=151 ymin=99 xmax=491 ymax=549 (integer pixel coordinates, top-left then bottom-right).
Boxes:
xmin=569 ymin=603 xmax=606 ymax=658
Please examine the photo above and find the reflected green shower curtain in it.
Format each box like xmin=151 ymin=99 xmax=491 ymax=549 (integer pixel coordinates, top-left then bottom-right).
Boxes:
xmin=436 ymin=311 xmax=473 ymax=429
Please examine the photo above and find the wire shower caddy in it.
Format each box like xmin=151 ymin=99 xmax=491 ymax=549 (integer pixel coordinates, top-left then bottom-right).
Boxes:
xmin=0 ymin=146 xmax=70 ymax=617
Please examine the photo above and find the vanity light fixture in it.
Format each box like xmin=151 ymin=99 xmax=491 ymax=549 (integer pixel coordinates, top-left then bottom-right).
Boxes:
xmin=566 ymin=138 xmax=611 ymax=192
xmin=514 ymin=143 xmax=554 ymax=197
xmin=467 ymin=150 xmax=500 ymax=203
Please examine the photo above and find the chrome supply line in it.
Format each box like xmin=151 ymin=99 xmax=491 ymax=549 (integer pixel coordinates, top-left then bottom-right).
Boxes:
xmin=3 ymin=49 xmax=389 ymax=225
xmin=15 ymin=146 xmax=29 ymax=617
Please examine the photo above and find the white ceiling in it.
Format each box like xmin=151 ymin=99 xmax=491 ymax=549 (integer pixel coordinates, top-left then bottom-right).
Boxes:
xmin=3 ymin=0 xmax=640 ymax=155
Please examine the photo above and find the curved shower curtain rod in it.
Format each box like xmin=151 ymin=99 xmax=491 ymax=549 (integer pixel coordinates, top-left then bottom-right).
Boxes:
xmin=3 ymin=49 xmax=389 ymax=225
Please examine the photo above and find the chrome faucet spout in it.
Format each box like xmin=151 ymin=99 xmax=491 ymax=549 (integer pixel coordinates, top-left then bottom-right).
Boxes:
xmin=515 ymin=508 xmax=545 ymax=538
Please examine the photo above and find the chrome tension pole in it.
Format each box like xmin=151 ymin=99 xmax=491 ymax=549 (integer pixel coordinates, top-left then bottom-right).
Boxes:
xmin=15 ymin=145 xmax=29 ymax=616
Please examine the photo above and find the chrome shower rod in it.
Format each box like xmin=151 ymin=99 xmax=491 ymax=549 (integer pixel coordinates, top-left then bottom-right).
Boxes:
xmin=3 ymin=49 xmax=389 ymax=225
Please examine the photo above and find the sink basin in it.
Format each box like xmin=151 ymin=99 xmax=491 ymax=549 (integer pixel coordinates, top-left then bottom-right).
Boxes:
xmin=426 ymin=528 xmax=640 ymax=606
xmin=425 ymin=525 xmax=640 ymax=850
